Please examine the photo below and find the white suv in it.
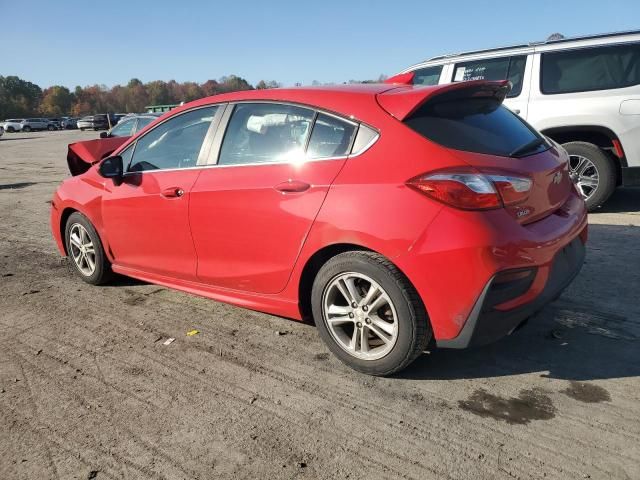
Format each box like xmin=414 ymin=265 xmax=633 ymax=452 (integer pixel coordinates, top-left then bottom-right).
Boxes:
xmin=0 ymin=119 xmax=24 ymax=133
xmin=399 ymin=30 xmax=640 ymax=210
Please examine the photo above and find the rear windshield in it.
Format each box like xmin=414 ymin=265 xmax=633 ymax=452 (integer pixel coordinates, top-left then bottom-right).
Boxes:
xmin=404 ymin=95 xmax=547 ymax=157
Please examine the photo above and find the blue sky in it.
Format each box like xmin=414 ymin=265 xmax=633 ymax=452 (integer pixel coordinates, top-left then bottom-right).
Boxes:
xmin=2 ymin=0 xmax=639 ymax=89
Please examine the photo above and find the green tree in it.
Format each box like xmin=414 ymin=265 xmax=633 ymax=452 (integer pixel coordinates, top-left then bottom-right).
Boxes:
xmin=0 ymin=76 xmax=42 ymax=118
xmin=256 ymin=80 xmax=280 ymax=89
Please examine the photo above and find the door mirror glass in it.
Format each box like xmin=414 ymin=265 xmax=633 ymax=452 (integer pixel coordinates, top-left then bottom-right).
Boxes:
xmin=99 ymin=155 xmax=123 ymax=180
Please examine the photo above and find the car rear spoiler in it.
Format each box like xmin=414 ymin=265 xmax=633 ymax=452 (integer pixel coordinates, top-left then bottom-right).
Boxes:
xmin=67 ymin=137 xmax=129 ymax=176
xmin=376 ymin=79 xmax=512 ymax=120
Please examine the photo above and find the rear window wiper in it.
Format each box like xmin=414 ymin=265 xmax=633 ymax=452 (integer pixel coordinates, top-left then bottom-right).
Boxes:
xmin=510 ymin=137 xmax=545 ymax=157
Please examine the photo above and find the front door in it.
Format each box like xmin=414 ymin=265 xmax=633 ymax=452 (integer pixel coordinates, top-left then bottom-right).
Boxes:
xmin=101 ymin=106 xmax=220 ymax=280
xmin=189 ymin=103 xmax=358 ymax=294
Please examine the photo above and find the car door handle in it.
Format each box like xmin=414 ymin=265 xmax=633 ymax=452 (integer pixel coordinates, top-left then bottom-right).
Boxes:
xmin=161 ymin=187 xmax=185 ymax=198
xmin=274 ymin=180 xmax=311 ymax=193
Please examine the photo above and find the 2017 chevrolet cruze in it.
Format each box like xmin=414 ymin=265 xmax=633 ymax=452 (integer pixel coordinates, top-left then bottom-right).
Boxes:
xmin=50 ymin=79 xmax=587 ymax=375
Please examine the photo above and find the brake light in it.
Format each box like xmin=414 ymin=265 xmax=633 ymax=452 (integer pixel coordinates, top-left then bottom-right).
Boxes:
xmin=407 ymin=169 xmax=532 ymax=210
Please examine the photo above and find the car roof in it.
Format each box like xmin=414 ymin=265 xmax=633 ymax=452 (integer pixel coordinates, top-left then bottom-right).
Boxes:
xmin=163 ymin=84 xmax=401 ymax=124
xmin=399 ymin=30 xmax=640 ymax=75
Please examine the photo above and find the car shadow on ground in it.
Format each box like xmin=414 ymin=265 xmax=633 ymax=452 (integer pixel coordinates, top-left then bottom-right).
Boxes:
xmin=593 ymin=187 xmax=640 ymax=214
xmin=401 ymin=220 xmax=640 ymax=382
xmin=0 ymin=136 xmax=44 ymax=141
xmin=0 ymin=182 xmax=40 ymax=190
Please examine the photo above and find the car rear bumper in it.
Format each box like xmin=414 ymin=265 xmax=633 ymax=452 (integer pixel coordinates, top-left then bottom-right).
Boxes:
xmin=436 ymin=235 xmax=585 ymax=348
xmin=394 ymin=190 xmax=587 ymax=345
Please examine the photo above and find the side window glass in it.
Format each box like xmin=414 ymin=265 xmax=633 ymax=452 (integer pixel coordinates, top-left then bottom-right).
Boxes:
xmin=128 ymin=106 xmax=217 ymax=172
xmin=412 ymin=65 xmax=444 ymax=86
xmin=218 ymin=103 xmax=314 ymax=165
xmin=506 ymin=56 xmax=527 ymax=97
xmin=307 ymin=113 xmax=357 ymax=159
xmin=120 ymin=144 xmax=134 ymax=169
xmin=453 ymin=56 xmax=527 ymax=97
xmin=135 ymin=116 xmax=155 ymax=133
xmin=109 ymin=118 xmax=136 ymax=137
xmin=541 ymin=43 xmax=640 ymax=94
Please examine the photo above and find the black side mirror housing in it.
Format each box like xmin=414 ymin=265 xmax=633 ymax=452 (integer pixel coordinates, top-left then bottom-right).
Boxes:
xmin=100 ymin=131 xmax=109 ymax=139
xmin=98 ymin=155 xmax=124 ymax=182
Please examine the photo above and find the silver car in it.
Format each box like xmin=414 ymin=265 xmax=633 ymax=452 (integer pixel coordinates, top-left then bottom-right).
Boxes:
xmin=21 ymin=118 xmax=56 ymax=132
xmin=99 ymin=113 xmax=162 ymax=138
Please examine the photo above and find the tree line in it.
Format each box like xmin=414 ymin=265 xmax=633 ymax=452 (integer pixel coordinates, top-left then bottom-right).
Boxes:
xmin=0 ymin=75 xmax=280 ymax=118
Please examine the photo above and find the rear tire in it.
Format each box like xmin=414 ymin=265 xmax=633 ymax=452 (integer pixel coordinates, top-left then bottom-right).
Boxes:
xmin=80 ymin=128 xmax=85 ymax=131
xmin=22 ymin=126 xmax=31 ymax=132
xmin=563 ymin=141 xmax=616 ymax=211
xmin=64 ymin=212 xmax=113 ymax=285
xmin=7 ymin=127 xmax=15 ymax=133
xmin=48 ymin=125 xmax=55 ymax=131
xmin=311 ymin=251 xmax=431 ymax=376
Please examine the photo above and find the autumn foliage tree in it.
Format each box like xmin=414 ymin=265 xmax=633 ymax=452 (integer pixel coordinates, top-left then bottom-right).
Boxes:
xmin=0 ymin=73 xmax=385 ymax=118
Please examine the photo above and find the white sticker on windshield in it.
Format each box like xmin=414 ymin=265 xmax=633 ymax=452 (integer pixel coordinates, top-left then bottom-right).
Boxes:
xmin=454 ymin=67 xmax=465 ymax=82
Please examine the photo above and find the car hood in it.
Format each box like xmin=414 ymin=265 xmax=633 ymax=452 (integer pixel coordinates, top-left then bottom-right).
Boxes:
xmin=67 ymin=137 xmax=129 ymax=176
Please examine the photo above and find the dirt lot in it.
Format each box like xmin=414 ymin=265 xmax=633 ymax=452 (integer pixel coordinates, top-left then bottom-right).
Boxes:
xmin=1 ymin=130 xmax=639 ymax=480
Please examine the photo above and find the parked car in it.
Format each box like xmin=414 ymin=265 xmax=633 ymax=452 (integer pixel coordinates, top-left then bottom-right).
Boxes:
xmin=398 ymin=30 xmax=640 ymax=210
xmin=20 ymin=118 xmax=56 ymax=132
xmin=61 ymin=117 xmax=78 ymax=129
xmin=1 ymin=119 xmax=25 ymax=132
xmin=0 ymin=126 xmax=3 ymax=138
xmin=77 ymin=114 xmax=118 ymax=131
xmin=48 ymin=118 xmax=63 ymax=130
xmin=99 ymin=113 xmax=162 ymax=138
xmin=50 ymin=82 xmax=587 ymax=375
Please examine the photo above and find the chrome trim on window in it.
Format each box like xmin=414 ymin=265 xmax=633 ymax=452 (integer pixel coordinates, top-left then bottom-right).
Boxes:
xmin=119 ymin=99 xmax=380 ymax=175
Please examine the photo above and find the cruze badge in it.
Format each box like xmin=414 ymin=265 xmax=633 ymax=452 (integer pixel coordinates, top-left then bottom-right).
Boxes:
xmin=553 ymin=171 xmax=563 ymax=184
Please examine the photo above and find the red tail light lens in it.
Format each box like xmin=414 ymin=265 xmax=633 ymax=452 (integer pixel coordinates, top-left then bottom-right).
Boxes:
xmin=407 ymin=169 xmax=532 ymax=210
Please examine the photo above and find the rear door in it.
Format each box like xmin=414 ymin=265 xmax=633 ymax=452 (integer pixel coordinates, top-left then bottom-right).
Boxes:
xmin=189 ymin=102 xmax=357 ymax=294
xmin=102 ymin=105 xmax=221 ymax=280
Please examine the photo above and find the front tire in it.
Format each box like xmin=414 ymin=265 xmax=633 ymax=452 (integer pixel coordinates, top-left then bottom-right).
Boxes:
xmin=48 ymin=125 xmax=55 ymax=131
xmin=64 ymin=212 xmax=113 ymax=285
xmin=22 ymin=126 xmax=31 ymax=132
xmin=311 ymin=251 xmax=431 ymax=376
xmin=7 ymin=126 xmax=15 ymax=133
xmin=563 ymin=141 xmax=616 ymax=211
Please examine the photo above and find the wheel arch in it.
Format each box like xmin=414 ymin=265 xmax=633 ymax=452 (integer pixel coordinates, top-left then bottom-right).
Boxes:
xmin=297 ymin=243 xmax=431 ymax=336
xmin=298 ymin=243 xmax=371 ymax=321
xmin=59 ymin=207 xmax=78 ymax=256
xmin=59 ymin=206 xmax=113 ymax=261
xmin=540 ymin=125 xmax=626 ymax=182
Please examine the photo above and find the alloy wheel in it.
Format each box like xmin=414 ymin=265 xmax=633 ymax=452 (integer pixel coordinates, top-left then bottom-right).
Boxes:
xmin=69 ymin=223 xmax=96 ymax=276
xmin=568 ymin=154 xmax=599 ymax=200
xmin=322 ymin=272 xmax=399 ymax=360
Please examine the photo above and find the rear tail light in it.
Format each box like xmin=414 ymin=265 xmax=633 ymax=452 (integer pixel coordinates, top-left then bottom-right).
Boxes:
xmin=407 ymin=168 xmax=532 ymax=210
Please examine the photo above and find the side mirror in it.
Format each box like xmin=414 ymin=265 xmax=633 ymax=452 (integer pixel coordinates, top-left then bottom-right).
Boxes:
xmin=100 ymin=131 xmax=109 ymax=139
xmin=98 ymin=155 xmax=123 ymax=182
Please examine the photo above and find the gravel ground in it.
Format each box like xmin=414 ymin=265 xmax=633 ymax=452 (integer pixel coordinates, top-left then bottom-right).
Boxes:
xmin=1 ymin=130 xmax=639 ymax=480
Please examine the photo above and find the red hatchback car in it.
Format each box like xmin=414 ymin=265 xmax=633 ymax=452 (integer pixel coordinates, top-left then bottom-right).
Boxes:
xmin=50 ymin=80 xmax=587 ymax=375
